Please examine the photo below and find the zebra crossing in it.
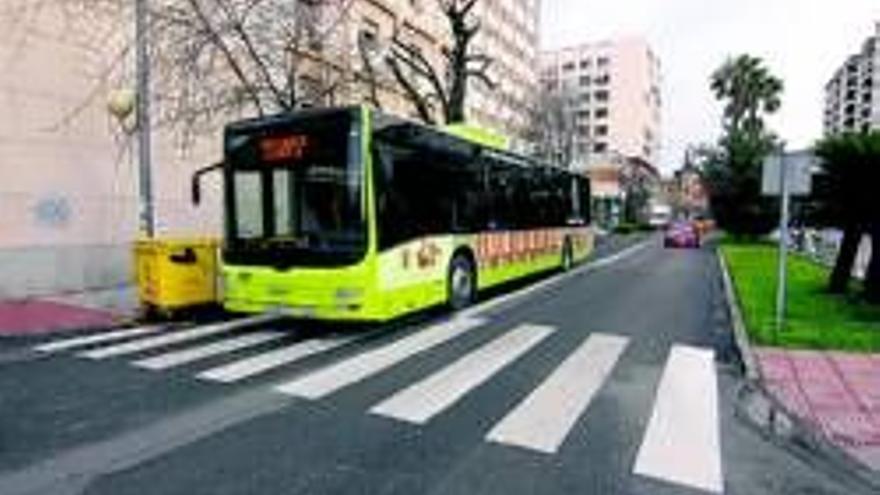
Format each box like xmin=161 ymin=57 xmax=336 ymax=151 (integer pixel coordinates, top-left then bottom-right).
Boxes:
xmin=33 ymin=317 xmax=724 ymax=493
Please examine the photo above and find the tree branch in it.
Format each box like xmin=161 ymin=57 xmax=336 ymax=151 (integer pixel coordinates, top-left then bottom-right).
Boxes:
xmin=386 ymin=55 xmax=435 ymax=124
xmin=185 ymin=0 xmax=265 ymax=115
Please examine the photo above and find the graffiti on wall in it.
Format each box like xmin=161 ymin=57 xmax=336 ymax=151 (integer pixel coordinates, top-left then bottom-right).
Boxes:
xmin=32 ymin=194 xmax=72 ymax=228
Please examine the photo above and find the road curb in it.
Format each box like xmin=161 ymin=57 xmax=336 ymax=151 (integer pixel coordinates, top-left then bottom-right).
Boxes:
xmin=716 ymin=249 xmax=761 ymax=382
xmin=716 ymin=248 xmax=880 ymax=492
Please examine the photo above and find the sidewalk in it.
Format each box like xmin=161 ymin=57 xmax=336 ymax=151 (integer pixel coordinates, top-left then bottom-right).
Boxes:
xmin=0 ymin=286 xmax=137 ymax=336
xmin=756 ymin=348 xmax=880 ymax=470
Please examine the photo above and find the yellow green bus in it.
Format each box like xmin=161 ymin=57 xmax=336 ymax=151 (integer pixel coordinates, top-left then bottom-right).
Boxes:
xmin=193 ymin=106 xmax=594 ymax=322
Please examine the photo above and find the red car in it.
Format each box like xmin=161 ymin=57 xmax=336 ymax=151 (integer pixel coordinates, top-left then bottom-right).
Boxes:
xmin=663 ymin=222 xmax=701 ymax=248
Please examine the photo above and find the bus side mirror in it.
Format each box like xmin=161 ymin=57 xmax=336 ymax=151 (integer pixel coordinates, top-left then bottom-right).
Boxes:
xmin=191 ymin=162 xmax=223 ymax=206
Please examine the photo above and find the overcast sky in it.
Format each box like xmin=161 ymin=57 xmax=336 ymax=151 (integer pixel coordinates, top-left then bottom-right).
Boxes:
xmin=541 ymin=0 xmax=880 ymax=174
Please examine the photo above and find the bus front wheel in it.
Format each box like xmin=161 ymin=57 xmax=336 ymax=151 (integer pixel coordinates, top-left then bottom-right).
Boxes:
xmin=448 ymin=254 xmax=476 ymax=311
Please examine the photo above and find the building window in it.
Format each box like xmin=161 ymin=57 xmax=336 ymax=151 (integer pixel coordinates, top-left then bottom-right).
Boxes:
xmin=594 ymin=142 xmax=608 ymax=153
xmin=594 ymin=90 xmax=609 ymax=102
xmin=594 ymin=74 xmax=610 ymax=85
xmin=562 ymin=62 xmax=575 ymax=71
xmin=595 ymin=108 xmax=608 ymax=119
xmin=580 ymin=92 xmax=591 ymax=104
xmin=577 ymin=142 xmax=591 ymax=155
xmin=579 ymin=76 xmax=591 ymax=86
xmin=595 ymin=125 xmax=608 ymax=136
xmin=597 ymin=56 xmax=610 ymax=67
xmin=580 ymin=59 xmax=592 ymax=69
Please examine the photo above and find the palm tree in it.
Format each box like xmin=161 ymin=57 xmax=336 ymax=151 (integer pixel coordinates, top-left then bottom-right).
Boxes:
xmin=710 ymin=55 xmax=783 ymax=136
xmin=704 ymin=54 xmax=783 ymax=237
xmin=813 ymin=131 xmax=880 ymax=301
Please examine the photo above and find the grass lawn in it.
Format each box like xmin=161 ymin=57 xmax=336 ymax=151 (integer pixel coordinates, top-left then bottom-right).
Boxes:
xmin=721 ymin=243 xmax=880 ymax=352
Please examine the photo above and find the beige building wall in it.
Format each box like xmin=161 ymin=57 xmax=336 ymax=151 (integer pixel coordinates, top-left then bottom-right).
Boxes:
xmin=0 ymin=2 xmax=222 ymax=302
xmin=540 ymin=37 xmax=662 ymax=169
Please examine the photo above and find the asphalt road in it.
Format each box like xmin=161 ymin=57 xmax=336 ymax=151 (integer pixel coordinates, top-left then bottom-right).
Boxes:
xmin=0 ymin=236 xmax=867 ymax=495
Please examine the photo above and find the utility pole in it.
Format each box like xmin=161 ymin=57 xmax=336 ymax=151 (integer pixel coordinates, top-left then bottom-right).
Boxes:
xmin=135 ymin=0 xmax=155 ymax=237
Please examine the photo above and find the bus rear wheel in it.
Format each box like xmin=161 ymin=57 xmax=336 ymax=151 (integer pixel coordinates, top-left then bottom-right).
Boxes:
xmin=448 ymin=254 xmax=476 ymax=311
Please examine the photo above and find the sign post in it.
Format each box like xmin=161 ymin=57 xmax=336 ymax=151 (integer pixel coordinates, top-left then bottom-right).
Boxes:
xmin=762 ymin=149 xmax=815 ymax=342
xmin=775 ymin=154 xmax=790 ymax=341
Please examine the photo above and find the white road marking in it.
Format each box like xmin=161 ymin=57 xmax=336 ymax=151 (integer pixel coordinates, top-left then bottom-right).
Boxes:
xmin=132 ymin=332 xmax=286 ymax=370
xmin=633 ymin=345 xmax=723 ymax=494
xmin=78 ymin=314 xmax=279 ymax=359
xmin=34 ymin=325 xmax=164 ymax=353
xmin=370 ymin=324 xmax=555 ymax=424
xmin=486 ymin=333 xmax=629 ymax=453
xmin=197 ymin=337 xmax=355 ymax=383
xmin=275 ymin=317 xmax=485 ymax=399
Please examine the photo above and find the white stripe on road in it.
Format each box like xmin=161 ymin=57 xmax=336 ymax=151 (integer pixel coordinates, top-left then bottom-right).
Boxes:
xmin=34 ymin=325 xmax=164 ymax=353
xmin=486 ymin=333 xmax=629 ymax=453
xmin=633 ymin=345 xmax=723 ymax=494
xmin=370 ymin=324 xmax=555 ymax=424
xmin=197 ymin=337 xmax=355 ymax=383
xmin=133 ymin=332 xmax=286 ymax=370
xmin=275 ymin=317 xmax=485 ymax=399
xmin=78 ymin=314 xmax=279 ymax=359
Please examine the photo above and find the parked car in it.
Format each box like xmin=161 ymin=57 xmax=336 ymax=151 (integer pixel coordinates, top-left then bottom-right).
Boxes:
xmin=663 ymin=221 xmax=701 ymax=248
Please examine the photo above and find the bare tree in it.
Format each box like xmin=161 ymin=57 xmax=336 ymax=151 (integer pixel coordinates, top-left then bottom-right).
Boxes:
xmin=38 ymin=0 xmax=356 ymax=143
xmin=527 ymin=83 xmax=578 ymax=168
xmin=385 ymin=0 xmax=494 ymax=125
xmin=148 ymin=0 xmax=355 ymax=133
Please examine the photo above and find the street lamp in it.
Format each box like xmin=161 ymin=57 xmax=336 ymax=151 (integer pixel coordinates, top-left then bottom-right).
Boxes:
xmin=110 ymin=1 xmax=154 ymax=237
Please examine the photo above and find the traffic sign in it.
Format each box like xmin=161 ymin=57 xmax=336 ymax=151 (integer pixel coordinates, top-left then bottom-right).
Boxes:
xmin=762 ymin=150 xmax=816 ymax=196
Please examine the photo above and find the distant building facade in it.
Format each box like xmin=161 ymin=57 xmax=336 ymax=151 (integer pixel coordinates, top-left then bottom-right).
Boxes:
xmin=667 ymin=158 xmax=709 ymax=220
xmin=539 ymin=37 xmax=662 ymax=169
xmin=824 ymin=21 xmax=880 ymax=135
xmin=586 ymin=153 xmax=662 ymax=228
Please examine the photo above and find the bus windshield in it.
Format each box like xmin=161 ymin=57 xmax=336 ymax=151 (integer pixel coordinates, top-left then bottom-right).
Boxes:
xmin=225 ymin=110 xmax=366 ymax=268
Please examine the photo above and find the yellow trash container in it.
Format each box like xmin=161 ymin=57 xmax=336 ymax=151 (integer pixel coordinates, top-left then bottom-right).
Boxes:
xmin=134 ymin=238 xmax=219 ymax=314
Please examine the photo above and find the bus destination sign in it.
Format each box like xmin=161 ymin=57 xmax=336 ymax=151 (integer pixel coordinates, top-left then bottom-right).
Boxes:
xmin=260 ymin=134 xmax=311 ymax=163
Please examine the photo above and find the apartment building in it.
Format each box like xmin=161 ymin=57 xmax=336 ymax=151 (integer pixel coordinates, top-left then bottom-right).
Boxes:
xmin=350 ymin=0 xmax=541 ymax=139
xmin=468 ymin=0 xmax=542 ymax=139
xmin=824 ymin=21 xmax=880 ymax=135
xmin=540 ymin=37 xmax=662 ymax=169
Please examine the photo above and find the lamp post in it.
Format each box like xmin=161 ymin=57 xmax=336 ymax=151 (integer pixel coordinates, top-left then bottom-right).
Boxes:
xmin=135 ymin=0 xmax=154 ymax=237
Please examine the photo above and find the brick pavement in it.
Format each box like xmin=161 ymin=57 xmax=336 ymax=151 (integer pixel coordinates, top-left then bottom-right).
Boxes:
xmin=757 ymin=348 xmax=880 ymax=470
